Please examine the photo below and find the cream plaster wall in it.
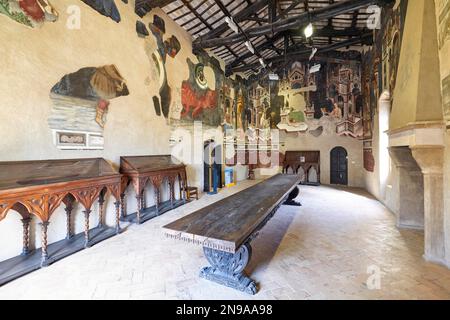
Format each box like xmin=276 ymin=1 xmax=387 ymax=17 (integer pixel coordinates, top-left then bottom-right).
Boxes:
xmin=282 ymin=133 xmax=364 ymax=188
xmin=390 ymin=0 xmax=443 ymax=130
xmin=0 ymin=2 xmax=222 ymax=261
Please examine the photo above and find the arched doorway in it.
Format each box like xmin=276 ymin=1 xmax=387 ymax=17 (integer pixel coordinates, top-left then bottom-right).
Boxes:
xmin=203 ymin=140 xmax=223 ymax=193
xmin=330 ymin=147 xmax=348 ymax=185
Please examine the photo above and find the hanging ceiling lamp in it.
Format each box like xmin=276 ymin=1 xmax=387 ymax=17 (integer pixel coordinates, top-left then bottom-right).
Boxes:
xmin=304 ymin=22 xmax=314 ymax=38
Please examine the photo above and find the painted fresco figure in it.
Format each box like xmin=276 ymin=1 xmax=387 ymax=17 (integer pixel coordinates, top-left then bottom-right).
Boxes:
xmin=149 ymin=15 xmax=181 ymax=119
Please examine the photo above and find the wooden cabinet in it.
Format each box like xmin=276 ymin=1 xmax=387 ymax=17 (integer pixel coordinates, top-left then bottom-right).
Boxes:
xmin=283 ymin=151 xmax=321 ymax=185
xmin=0 ymin=158 xmax=122 ymax=286
xmin=120 ymin=155 xmax=188 ymax=224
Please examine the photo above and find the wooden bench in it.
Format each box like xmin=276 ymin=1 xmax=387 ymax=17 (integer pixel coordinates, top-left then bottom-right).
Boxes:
xmin=163 ymin=174 xmax=301 ymax=295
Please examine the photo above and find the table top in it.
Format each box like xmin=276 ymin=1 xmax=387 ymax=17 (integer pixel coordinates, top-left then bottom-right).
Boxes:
xmin=0 ymin=158 xmax=118 ymax=191
xmin=120 ymin=155 xmax=185 ymax=174
xmin=163 ymin=174 xmax=301 ymax=253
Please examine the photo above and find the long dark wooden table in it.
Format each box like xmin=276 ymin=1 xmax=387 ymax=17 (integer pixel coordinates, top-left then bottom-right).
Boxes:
xmin=163 ymin=174 xmax=301 ymax=294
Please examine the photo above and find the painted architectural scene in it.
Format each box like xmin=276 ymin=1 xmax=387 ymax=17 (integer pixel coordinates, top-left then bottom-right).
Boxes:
xmin=247 ymin=60 xmax=363 ymax=139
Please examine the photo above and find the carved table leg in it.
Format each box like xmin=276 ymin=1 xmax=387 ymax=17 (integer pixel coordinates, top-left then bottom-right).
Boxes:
xmin=120 ymin=193 xmax=126 ymax=218
xmin=114 ymin=200 xmax=121 ymax=234
xmin=83 ymin=209 xmax=91 ymax=248
xmin=283 ymin=186 xmax=302 ymax=207
xmin=21 ymin=217 xmax=31 ymax=256
xmin=136 ymin=194 xmax=142 ymax=224
xmin=98 ymin=192 xmax=105 ymax=228
xmin=200 ymin=243 xmax=257 ymax=295
xmin=65 ymin=203 xmax=73 ymax=240
xmin=40 ymin=221 xmax=50 ymax=267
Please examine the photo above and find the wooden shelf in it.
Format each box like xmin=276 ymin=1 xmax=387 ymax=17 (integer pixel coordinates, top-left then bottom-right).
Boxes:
xmin=121 ymin=199 xmax=187 ymax=224
xmin=0 ymin=225 xmax=117 ymax=286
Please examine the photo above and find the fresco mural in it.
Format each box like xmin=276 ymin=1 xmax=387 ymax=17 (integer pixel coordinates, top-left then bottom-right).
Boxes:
xmin=177 ymin=51 xmax=235 ymax=128
xmin=443 ymin=74 xmax=450 ymax=119
xmin=136 ymin=20 xmax=149 ymax=37
xmin=437 ymin=0 xmax=450 ymax=121
xmin=81 ymin=0 xmax=121 ymax=23
xmin=180 ymin=58 xmax=219 ymax=126
xmin=438 ymin=0 xmax=450 ymax=49
xmin=147 ymin=15 xmax=181 ymax=119
xmin=247 ymin=59 xmax=363 ymax=138
xmin=0 ymin=0 xmax=58 ymax=27
xmin=48 ymin=65 xmax=129 ymax=149
xmin=361 ymin=0 xmax=408 ymax=171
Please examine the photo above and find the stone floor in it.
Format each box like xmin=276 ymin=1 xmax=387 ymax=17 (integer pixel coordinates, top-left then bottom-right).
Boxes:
xmin=1 ymin=180 xmax=450 ymax=300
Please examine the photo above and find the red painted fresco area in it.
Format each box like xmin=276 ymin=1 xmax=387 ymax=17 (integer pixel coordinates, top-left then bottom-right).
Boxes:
xmin=19 ymin=0 xmax=45 ymax=21
xmin=181 ymin=82 xmax=217 ymax=119
xmin=364 ymin=149 xmax=375 ymax=172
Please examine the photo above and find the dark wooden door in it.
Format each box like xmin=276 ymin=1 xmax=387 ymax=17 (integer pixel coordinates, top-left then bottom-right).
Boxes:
xmin=330 ymin=147 xmax=348 ymax=185
xmin=204 ymin=140 xmax=213 ymax=192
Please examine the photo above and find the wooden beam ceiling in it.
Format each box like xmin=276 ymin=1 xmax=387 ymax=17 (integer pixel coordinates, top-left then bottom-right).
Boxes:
xmin=193 ymin=0 xmax=384 ymax=49
xmin=151 ymin=0 xmax=395 ymax=76
xmin=230 ymin=32 xmax=372 ymax=73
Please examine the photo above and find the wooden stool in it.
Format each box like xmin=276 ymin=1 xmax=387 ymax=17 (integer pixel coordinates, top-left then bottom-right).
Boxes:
xmin=183 ymin=186 xmax=198 ymax=200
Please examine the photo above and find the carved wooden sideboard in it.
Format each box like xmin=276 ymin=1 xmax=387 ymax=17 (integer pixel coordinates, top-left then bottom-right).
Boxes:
xmin=120 ymin=155 xmax=188 ymax=224
xmin=0 ymin=158 xmax=122 ymax=286
xmin=283 ymin=151 xmax=321 ymax=185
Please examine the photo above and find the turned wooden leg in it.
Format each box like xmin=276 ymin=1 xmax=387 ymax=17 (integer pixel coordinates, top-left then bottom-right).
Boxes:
xmin=21 ymin=217 xmax=31 ymax=256
xmin=154 ymin=188 xmax=160 ymax=215
xmin=178 ymin=178 xmax=182 ymax=201
xmin=83 ymin=209 xmax=91 ymax=248
xmin=169 ymin=182 xmax=175 ymax=206
xmin=120 ymin=193 xmax=126 ymax=218
xmin=136 ymin=195 xmax=142 ymax=224
xmin=98 ymin=192 xmax=105 ymax=228
xmin=65 ymin=204 xmax=73 ymax=240
xmin=141 ymin=190 xmax=146 ymax=210
xmin=114 ymin=200 xmax=121 ymax=234
xmin=40 ymin=221 xmax=50 ymax=266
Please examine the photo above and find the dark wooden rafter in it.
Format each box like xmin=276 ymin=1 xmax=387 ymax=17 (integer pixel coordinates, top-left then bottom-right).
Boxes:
xmin=178 ymin=0 xmax=238 ymax=59
xmin=228 ymin=26 xmax=370 ymax=70
xmin=135 ymin=0 xmax=178 ymax=17
xmin=232 ymin=32 xmax=372 ymax=73
xmin=193 ymin=0 xmax=392 ymax=49
xmin=198 ymin=0 xmax=269 ymax=41
xmin=213 ymin=0 xmax=272 ymax=74
xmin=279 ymin=0 xmax=303 ymax=19
xmin=245 ymin=0 xmax=282 ymax=54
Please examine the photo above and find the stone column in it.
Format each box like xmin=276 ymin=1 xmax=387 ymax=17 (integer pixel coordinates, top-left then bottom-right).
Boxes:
xmin=411 ymin=146 xmax=445 ymax=265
